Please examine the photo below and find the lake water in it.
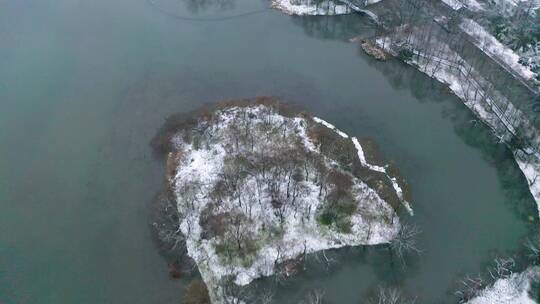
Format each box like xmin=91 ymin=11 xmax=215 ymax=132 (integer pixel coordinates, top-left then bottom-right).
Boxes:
xmin=0 ymin=0 xmax=537 ymax=303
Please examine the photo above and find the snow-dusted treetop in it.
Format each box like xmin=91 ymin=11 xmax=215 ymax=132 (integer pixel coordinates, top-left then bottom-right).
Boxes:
xmin=155 ymin=98 xmax=411 ymax=303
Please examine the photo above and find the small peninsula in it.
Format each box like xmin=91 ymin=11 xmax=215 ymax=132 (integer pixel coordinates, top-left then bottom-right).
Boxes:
xmin=152 ymin=98 xmax=412 ymax=303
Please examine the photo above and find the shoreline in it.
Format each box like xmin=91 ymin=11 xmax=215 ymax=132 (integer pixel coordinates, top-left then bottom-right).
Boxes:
xmin=371 ymin=36 xmax=540 ymax=217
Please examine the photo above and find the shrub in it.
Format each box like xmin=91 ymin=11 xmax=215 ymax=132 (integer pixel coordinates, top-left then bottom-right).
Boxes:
xmin=336 ymin=217 xmax=352 ymax=234
xmin=398 ymin=48 xmax=414 ymax=61
xmin=318 ymin=210 xmax=337 ymax=226
xmin=192 ymin=133 xmax=201 ymax=150
xmin=214 ymin=237 xmax=259 ymax=268
xmin=150 ymin=112 xmax=198 ymax=157
xmin=328 ymin=170 xmax=353 ymax=191
xmin=168 ymin=262 xmax=181 ymax=279
xmin=335 ymin=200 xmax=357 ymax=216
xmin=199 ymin=208 xmax=229 ymax=240
xmin=318 ymin=194 xmax=356 ymax=233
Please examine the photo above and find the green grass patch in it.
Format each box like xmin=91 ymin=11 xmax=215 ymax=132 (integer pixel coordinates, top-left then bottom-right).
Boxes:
xmin=317 ymin=200 xmax=357 ymax=233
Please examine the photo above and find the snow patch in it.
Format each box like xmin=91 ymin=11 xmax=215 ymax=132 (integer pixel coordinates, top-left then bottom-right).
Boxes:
xmin=466 ymin=267 xmax=540 ymax=304
xmin=515 ymin=152 xmax=540 ymax=215
xmin=313 ymin=117 xmax=350 ymax=139
xmin=271 ymin=0 xmax=352 ymax=15
xmin=441 ymin=0 xmax=464 ymax=10
xmin=440 ymin=0 xmax=484 ymax=11
xmin=460 ymin=18 xmax=536 ymax=80
xmin=463 ymin=0 xmax=485 ymax=10
xmin=351 ymin=137 xmax=385 ymax=173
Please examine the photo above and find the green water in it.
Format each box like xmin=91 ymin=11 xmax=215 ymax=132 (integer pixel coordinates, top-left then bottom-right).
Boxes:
xmin=0 ymin=0 xmax=537 ymax=303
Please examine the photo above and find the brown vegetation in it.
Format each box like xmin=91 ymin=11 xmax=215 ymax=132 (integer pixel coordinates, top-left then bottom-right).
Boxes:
xmin=166 ymin=150 xmax=184 ymax=190
xmin=168 ymin=262 xmax=182 ymax=279
xmin=275 ymin=258 xmax=302 ymax=278
xmin=199 ymin=205 xmax=229 ymax=240
xmin=151 ymin=97 xmax=300 ymax=157
xmin=183 ymin=280 xmax=211 ymax=304
xmin=360 ymin=40 xmax=390 ymax=61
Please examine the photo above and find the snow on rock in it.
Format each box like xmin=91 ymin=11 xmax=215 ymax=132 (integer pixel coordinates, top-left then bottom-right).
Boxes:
xmin=271 ymin=0 xmax=352 ymax=15
xmin=466 ymin=267 xmax=540 ymax=304
xmin=170 ymin=105 xmax=406 ymax=303
xmin=460 ymin=18 xmax=536 ymax=80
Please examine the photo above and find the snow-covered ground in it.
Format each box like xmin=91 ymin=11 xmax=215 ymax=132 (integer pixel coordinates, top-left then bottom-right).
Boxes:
xmin=169 ymin=105 xmax=407 ymax=303
xmin=442 ymin=0 xmax=465 ymax=10
xmin=488 ymin=0 xmax=540 ymax=16
xmin=441 ymin=0 xmax=484 ymax=11
xmin=271 ymin=0 xmax=352 ymax=15
xmin=270 ymin=0 xmax=382 ymax=20
xmin=515 ymin=153 xmax=540 ymax=210
xmin=459 ymin=18 xmax=537 ymax=81
xmin=475 ymin=0 xmax=540 ymax=84
xmin=466 ymin=267 xmax=540 ymax=304
xmin=463 ymin=0 xmax=485 ymax=11
xmin=521 ymin=43 xmax=540 ymax=80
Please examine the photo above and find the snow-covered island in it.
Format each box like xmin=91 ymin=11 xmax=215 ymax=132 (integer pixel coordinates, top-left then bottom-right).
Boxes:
xmin=152 ymin=98 xmax=411 ymax=303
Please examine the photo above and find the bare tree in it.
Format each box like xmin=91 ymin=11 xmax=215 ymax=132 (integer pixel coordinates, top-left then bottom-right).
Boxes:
xmin=488 ymin=257 xmax=515 ymax=280
xmin=307 ymin=249 xmax=337 ymax=271
xmin=220 ymin=276 xmax=254 ymax=304
xmin=230 ymin=212 xmax=249 ymax=251
xmin=389 ymin=224 xmax=422 ymax=266
xmin=371 ymin=287 xmax=416 ymax=304
xmin=256 ymin=289 xmax=274 ymax=304
xmin=153 ymin=194 xmax=185 ymax=252
xmin=525 ymin=233 xmax=540 ymax=264
xmin=455 ymin=274 xmax=484 ymax=303
xmin=300 ymin=289 xmax=325 ymax=304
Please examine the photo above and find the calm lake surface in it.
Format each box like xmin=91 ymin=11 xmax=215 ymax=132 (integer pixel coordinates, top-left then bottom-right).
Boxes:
xmin=0 ymin=0 xmax=538 ymax=303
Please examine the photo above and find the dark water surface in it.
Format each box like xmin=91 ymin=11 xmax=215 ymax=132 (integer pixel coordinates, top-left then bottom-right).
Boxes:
xmin=0 ymin=0 xmax=537 ymax=303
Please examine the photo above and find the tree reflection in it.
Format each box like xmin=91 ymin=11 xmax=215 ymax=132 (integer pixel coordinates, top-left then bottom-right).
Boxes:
xmin=183 ymin=0 xmax=235 ymax=13
xmin=291 ymin=13 xmax=377 ymax=41
xmin=152 ymin=0 xmax=235 ymax=15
